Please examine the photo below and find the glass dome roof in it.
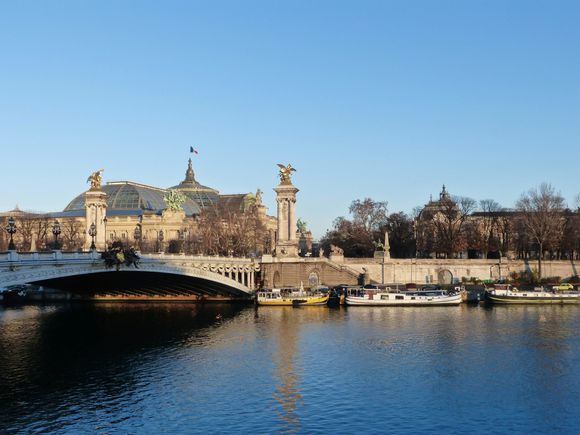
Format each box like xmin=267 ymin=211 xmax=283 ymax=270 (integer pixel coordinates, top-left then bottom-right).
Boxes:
xmin=64 ymin=182 xmax=201 ymax=215
xmin=170 ymin=158 xmax=220 ymax=208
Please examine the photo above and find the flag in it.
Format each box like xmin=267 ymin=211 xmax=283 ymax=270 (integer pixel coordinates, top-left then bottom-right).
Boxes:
xmin=190 ymin=146 xmax=198 ymax=154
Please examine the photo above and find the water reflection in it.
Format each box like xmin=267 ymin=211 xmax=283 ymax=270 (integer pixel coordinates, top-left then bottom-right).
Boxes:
xmin=1 ymin=303 xmax=580 ymax=433
xmin=0 ymin=303 xmax=241 ymax=432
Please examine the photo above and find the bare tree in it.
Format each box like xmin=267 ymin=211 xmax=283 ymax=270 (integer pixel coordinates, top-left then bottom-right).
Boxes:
xmin=479 ymin=199 xmax=503 ymax=258
xmin=61 ymin=219 xmax=84 ymax=251
xmin=321 ymin=199 xmax=389 ymax=257
xmin=431 ymin=196 xmax=476 ymax=258
xmin=515 ymin=183 xmax=566 ymax=278
xmin=349 ymin=198 xmax=388 ymax=232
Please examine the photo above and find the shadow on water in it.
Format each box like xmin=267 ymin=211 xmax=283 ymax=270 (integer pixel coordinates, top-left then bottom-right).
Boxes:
xmin=0 ymin=302 xmax=243 ymax=430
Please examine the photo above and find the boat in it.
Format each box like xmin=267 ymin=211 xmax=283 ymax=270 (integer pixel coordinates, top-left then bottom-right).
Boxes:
xmin=345 ymin=287 xmax=462 ymax=306
xmin=0 ymin=285 xmax=29 ymax=305
xmin=256 ymin=288 xmax=329 ymax=306
xmin=486 ymin=284 xmax=580 ymax=304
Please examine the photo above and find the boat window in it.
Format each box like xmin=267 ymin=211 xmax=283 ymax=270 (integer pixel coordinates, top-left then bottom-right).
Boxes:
xmin=395 ymin=295 xmax=404 ymax=300
xmin=411 ymin=297 xmax=416 ymax=300
xmin=381 ymin=295 xmax=389 ymax=300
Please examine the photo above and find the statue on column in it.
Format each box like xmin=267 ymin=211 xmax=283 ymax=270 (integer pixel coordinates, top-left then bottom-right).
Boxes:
xmin=87 ymin=169 xmax=104 ymax=190
xmin=255 ymin=188 xmax=263 ymax=206
xmin=277 ymin=163 xmax=296 ymax=184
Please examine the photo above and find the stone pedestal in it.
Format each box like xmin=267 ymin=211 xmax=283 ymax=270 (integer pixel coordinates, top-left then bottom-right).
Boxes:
xmin=84 ymin=189 xmax=107 ymax=251
xmin=274 ymin=182 xmax=299 ymax=258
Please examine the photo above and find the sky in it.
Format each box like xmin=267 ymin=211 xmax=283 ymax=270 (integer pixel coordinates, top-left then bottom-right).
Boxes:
xmin=1 ymin=0 xmax=579 ymax=238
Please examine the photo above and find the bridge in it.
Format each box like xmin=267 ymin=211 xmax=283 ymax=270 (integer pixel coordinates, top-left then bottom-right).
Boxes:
xmin=0 ymin=251 xmax=260 ymax=300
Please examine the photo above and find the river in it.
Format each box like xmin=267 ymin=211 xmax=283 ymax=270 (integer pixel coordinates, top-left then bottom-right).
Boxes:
xmin=1 ymin=303 xmax=579 ymax=434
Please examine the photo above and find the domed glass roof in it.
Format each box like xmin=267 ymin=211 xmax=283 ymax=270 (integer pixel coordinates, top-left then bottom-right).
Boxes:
xmin=64 ymin=182 xmax=201 ymax=215
xmin=170 ymin=158 xmax=220 ymax=208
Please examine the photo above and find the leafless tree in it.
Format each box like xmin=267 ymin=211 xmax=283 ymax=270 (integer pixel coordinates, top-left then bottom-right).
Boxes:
xmin=479 ymin=199 xmax=503 ymax=258
xmin=431 ymin=196 xmax=476 ymax=258
xmin=61 ymin=219 xmax=84 ymax=251
xmin=515 ymin=183 xmax=566 ymax=278
xmin=349 ymin=198 xmax=388 ymax=232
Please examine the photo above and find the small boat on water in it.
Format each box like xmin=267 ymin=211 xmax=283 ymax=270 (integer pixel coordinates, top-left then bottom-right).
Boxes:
xmin=486 ymin=284 xmax=580 ymax=304
xmin=256 ymin=288 xmax=329 ymax=306
xmin=345 ymin=287 xmax=462 ymax=306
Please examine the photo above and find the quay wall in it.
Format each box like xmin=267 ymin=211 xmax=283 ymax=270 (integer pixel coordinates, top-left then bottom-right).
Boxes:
xmin=339 ymin=258 xmax=580 ymax=285
xmin=261 ymin=256 xmax=580 ymax=287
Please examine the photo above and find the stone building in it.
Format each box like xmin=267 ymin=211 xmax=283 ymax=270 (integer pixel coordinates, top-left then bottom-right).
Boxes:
xmin=0 ymin=158 xmax=277 ymax=254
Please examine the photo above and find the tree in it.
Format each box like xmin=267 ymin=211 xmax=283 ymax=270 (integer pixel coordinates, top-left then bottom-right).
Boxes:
xmin=417 ymin=196 xmax=475 ymax=258
xmin=478 ymin=199 xmax=503 ymax=258
xmin=515 ymin=183 xmax=566 ymax=278
xmin=321 ymin=198 xmax=389 ymax=257
xmin=349 ymin=198 xmax=388 ymax=232
xmin=384 ymin=212 xmax=416 ymax=258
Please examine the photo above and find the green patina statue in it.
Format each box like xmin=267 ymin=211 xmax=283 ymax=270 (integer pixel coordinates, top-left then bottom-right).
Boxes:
xmin=164 ymin=189 xmax=187 ymax=212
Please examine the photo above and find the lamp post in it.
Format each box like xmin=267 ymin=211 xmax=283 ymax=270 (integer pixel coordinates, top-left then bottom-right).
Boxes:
xmin=88 ymin=223 xmax=97 ymax=251
xmin=103 ymin=216 xmax=108 ymax=248
xmin=158 ymin=229 xmax=164 ymax=253
xmin=134 ymin=224 xmax=142 ymax=250
xmin=5 ymin=217 xmax=16 ymax=251
xmin=52 ymin=220 xmax=61 ymax=250
xmin=180 ymin=228 xmax=187 ymax=254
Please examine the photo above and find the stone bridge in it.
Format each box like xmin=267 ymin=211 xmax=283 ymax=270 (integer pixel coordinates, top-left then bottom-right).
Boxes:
xmin=0 ymin=252 xmax=260 ymax=300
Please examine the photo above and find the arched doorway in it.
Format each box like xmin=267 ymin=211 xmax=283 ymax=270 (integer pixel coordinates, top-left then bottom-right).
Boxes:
xmin=438 ymin=269 xmax=453 ymax=285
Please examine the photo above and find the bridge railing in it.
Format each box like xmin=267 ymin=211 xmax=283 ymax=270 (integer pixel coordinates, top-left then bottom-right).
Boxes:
xmin=0 ymin=251 xmax=258 ymax=268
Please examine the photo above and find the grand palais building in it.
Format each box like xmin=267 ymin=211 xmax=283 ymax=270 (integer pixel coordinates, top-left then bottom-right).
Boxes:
xmin=0 ymin=158 xmax=279 ymax=255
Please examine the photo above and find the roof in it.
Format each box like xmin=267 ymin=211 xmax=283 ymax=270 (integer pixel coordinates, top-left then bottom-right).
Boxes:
xmin=170 ymin=158 xmax=220 ymax=208
xmin=63 ymin=181 xmax=201 ymax=216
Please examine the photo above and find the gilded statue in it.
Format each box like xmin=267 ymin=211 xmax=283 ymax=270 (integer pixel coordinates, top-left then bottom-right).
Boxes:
xmin=255 ymin=188 xmax=263 ymax=206
xmin=277 ymin=163 xmax=296 ymax=184
xmin=87 ymin=169 xmax=104 ymax=190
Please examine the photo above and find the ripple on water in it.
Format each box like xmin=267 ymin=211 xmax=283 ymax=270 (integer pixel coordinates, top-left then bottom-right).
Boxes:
xmin=1 ymin=304 xmax=580 ymax=433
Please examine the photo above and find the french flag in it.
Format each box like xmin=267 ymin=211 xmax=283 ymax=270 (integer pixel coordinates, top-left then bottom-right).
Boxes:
xmin=190 ymin=146 xmax=199 ymax=154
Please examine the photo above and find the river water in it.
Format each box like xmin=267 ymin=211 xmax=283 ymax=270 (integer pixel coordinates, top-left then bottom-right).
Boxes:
xmin=1 ymin=303 xmax=579 ymax=434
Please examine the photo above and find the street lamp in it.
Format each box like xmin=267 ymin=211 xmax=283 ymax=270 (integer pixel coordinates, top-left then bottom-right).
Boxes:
xmin=103 ymin=216 xmax=108 ymax=247
xmin=5 ymin=217 xmax=16 ymax=251
xmin=88 ymin=223 xmax=97 ymax=251
xmin=158 ymin=229 xmax=164 ymax=253
xmin=52 ymin=220 xmax=61 ymax=250
xmin=180 ymin=228 xmax=187 ymax=253
xmin=134 ymin=224 xmax=142 ymax=249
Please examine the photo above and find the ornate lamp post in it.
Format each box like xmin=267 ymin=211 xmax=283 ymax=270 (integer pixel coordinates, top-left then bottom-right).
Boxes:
xmin=52 ymin=220 xmax=61 ymax=250
xmin=158 ymin=229 xmax=164 ymax=253
xmin=103 ymin=216 xmax=108 ymax=247
xmin=134 ymin=224 xmax=142 ymax=250
xmin=179 ymin=228 xmax=187 ymax=254
xmin=88 ymin=223 xmax=97 ymax=251
xmin=5 ymin=217 xmax=16 ymax=251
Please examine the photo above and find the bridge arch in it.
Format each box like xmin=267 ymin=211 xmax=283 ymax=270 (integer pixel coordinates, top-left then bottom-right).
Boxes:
xmin=0 ymin=255 xmax=258 ymax=299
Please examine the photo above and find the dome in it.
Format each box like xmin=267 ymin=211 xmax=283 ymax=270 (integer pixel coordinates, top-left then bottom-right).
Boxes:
xmin=170 ymin=158 xmax=220 ymax=208
xmin=64 ymin=181 xmax=201 ymax=215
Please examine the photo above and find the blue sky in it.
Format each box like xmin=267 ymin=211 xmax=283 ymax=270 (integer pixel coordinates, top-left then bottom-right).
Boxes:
xmin=1 ymin=0 xmax=579 ymax=237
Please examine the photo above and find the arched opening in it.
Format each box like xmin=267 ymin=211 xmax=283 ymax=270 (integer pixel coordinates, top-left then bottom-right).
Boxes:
xmin=437 ymin=269 xmax=453 ymax=285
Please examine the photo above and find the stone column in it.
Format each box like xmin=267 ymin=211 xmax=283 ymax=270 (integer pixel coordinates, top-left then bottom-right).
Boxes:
xmin=274 ymin=181 xmax=299 ymax=257
xmin=84 ymin=189 xmax=107 ymax=251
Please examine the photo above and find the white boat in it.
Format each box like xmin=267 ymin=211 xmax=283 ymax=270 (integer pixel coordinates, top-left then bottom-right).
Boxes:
xmin=345 ymin=288 xmax=462 ymax=306
xmin=486 ymin=284 xmax=580 ymax=304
